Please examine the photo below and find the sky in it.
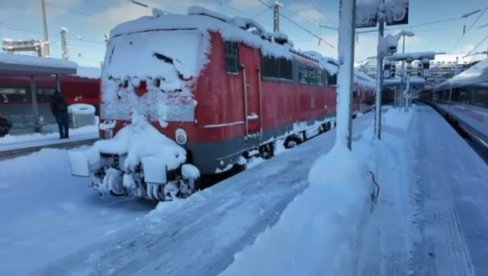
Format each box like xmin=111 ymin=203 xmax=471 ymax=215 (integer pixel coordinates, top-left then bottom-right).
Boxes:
xmin=1 ymin=0 xmax=488 ymax=67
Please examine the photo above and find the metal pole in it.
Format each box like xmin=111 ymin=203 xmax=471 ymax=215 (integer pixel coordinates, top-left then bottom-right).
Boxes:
xmin=374 ymin=0 xmax=385 ymax=140
xmin=337 ymin=0 xmax=356 ymax=151
xmin=399 ymin=35 xmax=406 ymax=107
xmin=30 ymin=75 xmax=40 ymax=131
xmin=406 ymin=73 xmax=411 ymax=112
xmin=273 ymin=1 xmax=283 ymax=33
xmin=41 ymin=0 xmax=50 ymax=56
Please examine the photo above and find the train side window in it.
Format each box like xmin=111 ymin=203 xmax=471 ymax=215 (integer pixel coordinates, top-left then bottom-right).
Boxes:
xmin=261 ymin=56 xmax=292 ymax=80
xmin=298 ymin=66 xmax=323 ymax=85
xmin=473 ymin=89 xmax=488 ymax=107
xmin=224 ymin=41 xmax=239 ymax=73
xmin=0 ymin=87 xmax=28 ymax=103
xmin=279 ymin=58 xmax=292 ymax=80
xmin=261 ymin=56 xmax=279 ymax=78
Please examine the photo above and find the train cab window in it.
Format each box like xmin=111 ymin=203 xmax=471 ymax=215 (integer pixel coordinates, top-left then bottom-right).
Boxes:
xmin=224 ymin=41 xmax=239 ymax=73
xmin=327 ymin=73 xmax=337 ymax=86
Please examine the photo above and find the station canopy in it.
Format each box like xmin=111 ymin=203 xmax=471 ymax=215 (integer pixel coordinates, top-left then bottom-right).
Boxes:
xmin=0 ymin=52 xmax=77 ymax=76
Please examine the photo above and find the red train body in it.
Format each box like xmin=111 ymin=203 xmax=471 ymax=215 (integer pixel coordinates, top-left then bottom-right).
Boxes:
xmin=73 ymin=7 xmax=375 ymax=200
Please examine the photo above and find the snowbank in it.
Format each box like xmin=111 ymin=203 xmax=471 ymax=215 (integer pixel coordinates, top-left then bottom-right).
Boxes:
xmin=220 ymin=107 xmax=415 ymax=276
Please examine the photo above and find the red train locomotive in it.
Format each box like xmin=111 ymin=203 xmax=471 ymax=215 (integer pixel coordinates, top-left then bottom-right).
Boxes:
xmin=70 ymin=7 xmax=375 ymax=200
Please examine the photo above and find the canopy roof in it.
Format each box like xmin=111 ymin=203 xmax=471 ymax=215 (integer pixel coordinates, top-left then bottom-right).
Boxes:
xmin=0 ymin=53 xmax=77 ymax=76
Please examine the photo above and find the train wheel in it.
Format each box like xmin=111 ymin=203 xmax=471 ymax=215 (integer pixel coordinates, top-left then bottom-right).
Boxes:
xmin=0 ymin=125 xmax=8 ymax=137
xmin=103 ymin=168 xmax=126 ymax=196
xmin=259 ymin=143 xmax=275 ymax=159
xmin=284 ymin=136 xmax=301 ymax=149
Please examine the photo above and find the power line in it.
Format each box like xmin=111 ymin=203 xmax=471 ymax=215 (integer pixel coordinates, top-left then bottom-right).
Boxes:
xmin=0 ymin=23 xmax=106 ymax=46
xmin=256 ymin=0 xmax=334 ymax=48
xmin=464 ymin=7 xmax=488 ymax=34
xmin=307 ymin=0 xmax=337 ymax=26
xmin=464 ymin=33 xmax=488 ymax=56
xmin=44 ymin=1 xmax=88 ymax=16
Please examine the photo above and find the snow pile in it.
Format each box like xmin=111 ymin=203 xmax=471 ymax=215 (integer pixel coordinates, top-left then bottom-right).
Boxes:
xmin=220 ymin=106 xmax=415 ymax=276
xmin=382 ymin=105 xmax=414 ymax=130
xmin=70 ymin=112 xmax=186 ymax=177
xmin=219 ymin=144 xmax=373 ymax=276
xmin=68 ymin=103 xmax=95 ymax=115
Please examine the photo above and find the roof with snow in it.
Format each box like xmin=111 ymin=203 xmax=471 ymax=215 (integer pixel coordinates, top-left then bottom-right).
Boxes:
xmin=0 ymin=52 xmax=77 ymax=76
xmin=387 ymin=51 xmax=439 ymax=62
xmin=108 ymin=6 xmax=336 ymax=75
xmin=384 ymin=76 xmax=426 ymax=87
xmin=436 ymin=58 xmax=488 ymax=91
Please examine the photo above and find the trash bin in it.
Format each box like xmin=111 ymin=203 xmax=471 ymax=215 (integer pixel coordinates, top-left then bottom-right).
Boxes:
xmin=68 ymin=103 xmax=96 ymax=128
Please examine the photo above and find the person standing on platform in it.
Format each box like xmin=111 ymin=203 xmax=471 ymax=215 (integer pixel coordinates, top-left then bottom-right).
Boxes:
xmin=50 ymin=90 xmax=69 ymax=139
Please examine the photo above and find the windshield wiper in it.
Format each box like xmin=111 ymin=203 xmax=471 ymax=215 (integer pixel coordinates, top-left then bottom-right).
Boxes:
xmin=153 ymin=52 xmax=174 ymax=64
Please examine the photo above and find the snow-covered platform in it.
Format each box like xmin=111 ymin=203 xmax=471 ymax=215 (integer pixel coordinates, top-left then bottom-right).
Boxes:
xmin=0 ymin=125 xmax=99 ymax=159
xmin=2 ymin=106 xmax=487 ymax=276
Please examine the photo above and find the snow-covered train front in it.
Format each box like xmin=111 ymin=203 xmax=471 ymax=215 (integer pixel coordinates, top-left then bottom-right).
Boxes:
xmin=69 ymin=6 xmax=375 ymax=200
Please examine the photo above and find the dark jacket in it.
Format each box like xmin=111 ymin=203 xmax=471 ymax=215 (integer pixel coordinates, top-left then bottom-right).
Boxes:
xmin=50 ymin=91 xmax=68 ymax=116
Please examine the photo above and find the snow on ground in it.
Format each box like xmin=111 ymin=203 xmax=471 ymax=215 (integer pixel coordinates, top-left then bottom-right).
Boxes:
xmin=0 ymin=148 xmax=156 ymax=276
xmin=35 ymin=113 xmax=375 ymax=276
xmin=0 ymin=123 xmax=98 ymax=152
xmin=2 ymin=105 xmax=488 ymax=276
xmin=356 ymin=104 xmax=488 ymax=276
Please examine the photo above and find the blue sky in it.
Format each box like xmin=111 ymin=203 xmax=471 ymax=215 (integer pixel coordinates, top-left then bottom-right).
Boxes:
xmin=1 ymin=0 xmax=488 ymax=67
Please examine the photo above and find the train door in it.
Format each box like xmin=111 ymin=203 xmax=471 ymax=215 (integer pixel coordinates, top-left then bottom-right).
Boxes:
xmin=238 ymin=45 xmax=261 ymax=136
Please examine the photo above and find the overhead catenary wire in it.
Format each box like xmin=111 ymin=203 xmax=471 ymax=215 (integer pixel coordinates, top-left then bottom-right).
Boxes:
xmin=256 ymin=0 xmax=334 ymax=48
xmin=463 ymin=33 xmax=488 ymax=57
xmin=307 ymin=0 xmax=337 ymax=26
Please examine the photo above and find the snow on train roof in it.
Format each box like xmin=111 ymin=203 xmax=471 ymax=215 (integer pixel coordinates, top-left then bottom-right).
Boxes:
xmin=0 ymin=53 xmax=77 ymax=75
xmin=108 ymin=6 xmax=338 ymax=78
xmin=437 ymin=58 xmax=488 ymax=90
xmin=353 ymin=68 xmax=376 ymax=89
xmin=110 ymin=8 xmax=291 ymax=58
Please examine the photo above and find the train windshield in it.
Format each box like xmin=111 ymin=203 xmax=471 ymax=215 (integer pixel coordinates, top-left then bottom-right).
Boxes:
xmin=101 ymin=29 xmax=207 ymax=122
xmin=104 ymin=29 xmax=206 ymax=81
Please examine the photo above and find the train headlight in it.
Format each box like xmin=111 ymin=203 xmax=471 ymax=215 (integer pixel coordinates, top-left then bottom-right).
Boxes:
xmin=175 ymin=128 xmax=187 ymax=145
